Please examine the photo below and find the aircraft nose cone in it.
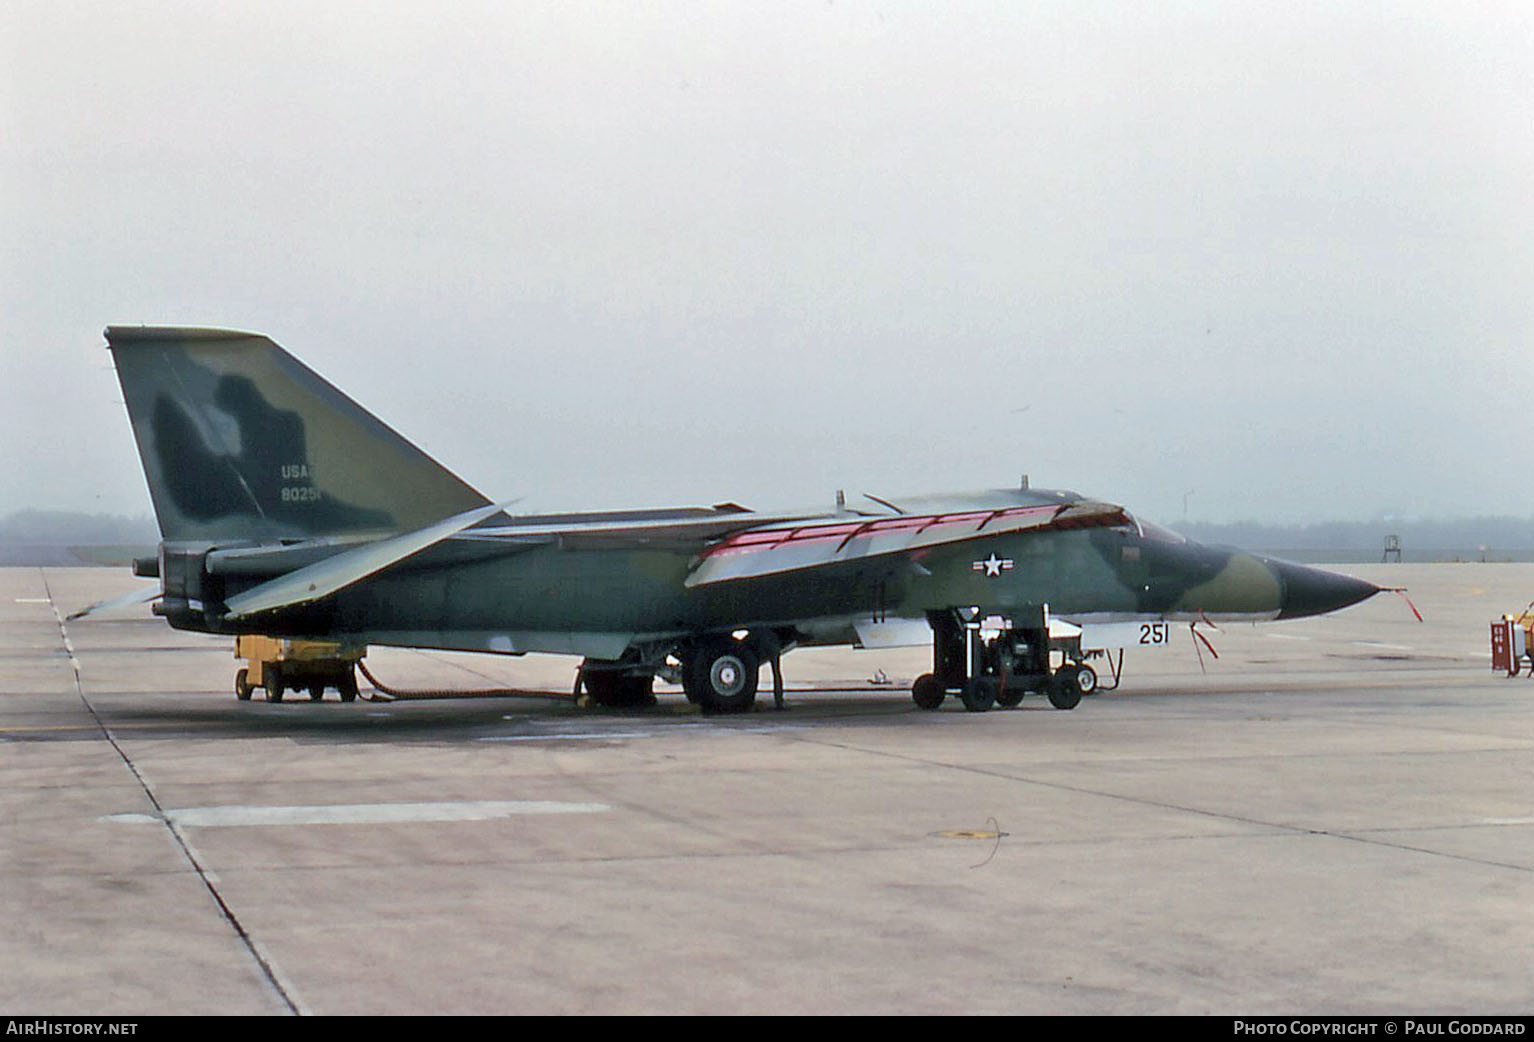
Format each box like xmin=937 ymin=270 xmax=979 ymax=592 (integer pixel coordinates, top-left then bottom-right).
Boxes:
xmin=1265 ymin=558 xmax=1380 ymax=619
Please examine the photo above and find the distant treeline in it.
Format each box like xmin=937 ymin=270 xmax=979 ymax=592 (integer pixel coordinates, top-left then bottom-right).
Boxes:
xmin=1 ymin=509 xmax=1532 ymax=566
xmin=1179 ymin=517 xmax=1534 ymax=563
xmin=0 ymin=510 xmax=158 ymax=545
xmin=0 ymin=510 xmax=157 ymax=566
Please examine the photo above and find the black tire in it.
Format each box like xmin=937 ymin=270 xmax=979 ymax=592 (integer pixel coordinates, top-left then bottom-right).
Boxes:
xmin=581 ymin=666 xmax=657 ymax=708
xmin=684 ymin=638 xmax=759 ymax=714
xmin=234 ymin=668 xmax=252 ymax=701
xmin=995 ymin=681 xmax=1026 ymax=708
xmin=265 ymin=665 xmax=285 ymax=703
xmin=911 ymin=673 xmax=945 ymax=710
xmin=308 ymin=683 xmax=325 ymax=702
xmin=1047 ymin=667 xmax=1083 ymax=710
xmin=338 ymin=672 xmax=358 ymax=703
xmin=961 ymin=676 xmax=996 ymax=713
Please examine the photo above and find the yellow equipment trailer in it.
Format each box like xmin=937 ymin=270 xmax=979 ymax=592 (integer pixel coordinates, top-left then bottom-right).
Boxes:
xmin=234 ymin=636 xmax=365 ymax=703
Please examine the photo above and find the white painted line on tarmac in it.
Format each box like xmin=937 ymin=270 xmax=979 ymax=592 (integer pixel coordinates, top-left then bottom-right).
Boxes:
xmin=103 ymin=800 xmax=610 ymax=827
xmin=479 ymin=722 xmax=807 ymax=743
xmin=480 ymin=731 xmax=653 ymax=742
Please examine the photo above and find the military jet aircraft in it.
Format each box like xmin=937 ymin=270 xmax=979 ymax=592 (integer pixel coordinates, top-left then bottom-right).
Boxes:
xmin=104 ymin=326 xmax=1383 ymax=714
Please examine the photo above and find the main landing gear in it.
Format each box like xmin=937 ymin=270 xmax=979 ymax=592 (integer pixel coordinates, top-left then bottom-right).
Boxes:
xmin=576 ymin=658 xmax=658 ymax=709
xmin=682 ymin=636 xmax=760 ymax=714
xmin=578 ymin=632 xmax=784 ymax=716
xmin=910 ymin=607 xmax=1094 ymax=712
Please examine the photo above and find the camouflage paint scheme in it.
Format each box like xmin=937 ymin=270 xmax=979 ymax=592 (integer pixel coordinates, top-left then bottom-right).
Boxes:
xmin=105 ymin=327 xmax=1379 ymax=708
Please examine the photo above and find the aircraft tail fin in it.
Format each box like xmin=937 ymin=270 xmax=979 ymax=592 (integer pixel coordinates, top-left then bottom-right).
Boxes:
xmin=105 ymin=327 xmax=493 ymax=543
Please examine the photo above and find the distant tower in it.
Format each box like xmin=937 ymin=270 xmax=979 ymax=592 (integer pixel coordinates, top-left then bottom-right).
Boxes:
xmin=1382 ymin=534 xmax=1402 ymax=563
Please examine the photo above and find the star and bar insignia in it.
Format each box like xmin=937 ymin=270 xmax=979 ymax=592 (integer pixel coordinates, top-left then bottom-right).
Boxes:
xmin=972 ymin=553 xmax=1014 ymax=577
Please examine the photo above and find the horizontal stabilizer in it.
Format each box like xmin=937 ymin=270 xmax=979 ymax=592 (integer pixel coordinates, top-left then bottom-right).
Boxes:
xmin=224 ymin=502 xmax=507 ymax=619
xmin=66 ymin=585 xmax=161 ymax=621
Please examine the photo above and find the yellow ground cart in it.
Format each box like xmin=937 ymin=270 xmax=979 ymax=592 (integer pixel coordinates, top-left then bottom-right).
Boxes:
xmin=234 ymin=635 xmax=366 ymax=702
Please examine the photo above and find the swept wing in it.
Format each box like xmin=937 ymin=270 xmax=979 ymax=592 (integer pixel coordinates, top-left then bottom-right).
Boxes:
xmin=685 ymin=500 xmax=1129 ymax=587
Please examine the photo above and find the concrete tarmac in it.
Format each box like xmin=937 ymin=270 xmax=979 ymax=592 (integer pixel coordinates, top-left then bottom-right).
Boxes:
xmin=3 ymin=564 xmax=1532 ymax=1015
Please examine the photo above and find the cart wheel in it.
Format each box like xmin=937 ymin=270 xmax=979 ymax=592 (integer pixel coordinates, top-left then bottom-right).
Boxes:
xmin=1047 ymin=667 xmax=1083 ymax=710
xmin=235 ymin=668 xmax=252 ymax=701
xmin=265 ymin=665 xmax=285 ymax=702
xmin=338 ymin=672 xmax=358 ymax=703
xmin=308 ymin=684 xmax=325 ymax=701
xmin=995 ymin=682 xmax=1026 ymax=708
xmin=961 ymin=676 xmax=997 ymax=713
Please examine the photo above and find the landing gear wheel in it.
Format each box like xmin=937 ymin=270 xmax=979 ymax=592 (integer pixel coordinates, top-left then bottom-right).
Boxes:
xmin=581 ymin=667 xmax=657 ymax=709
xmin=1047 ymin=666 xmax=1084 ymax=710
xmin=684 ymin=638 xmax=759 ymax=715
xmin=911 ymin=673 xmax=945 ymax=710
xmin=234 ymin=668 xmax=252 ymax=701
xmin=961 ymin=676 xmax=997 ymax=713
xmin=620 ymin=675 xmax=656 ymax=707
xmin=265 ymin=665 xmax=285 ymax=703
xmin=1075 ymin=663 xmax=1098 ymax=696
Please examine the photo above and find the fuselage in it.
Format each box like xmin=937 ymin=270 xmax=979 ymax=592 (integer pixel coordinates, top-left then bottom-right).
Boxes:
xmin=166 ymin=487 xmax=1379 ymax=660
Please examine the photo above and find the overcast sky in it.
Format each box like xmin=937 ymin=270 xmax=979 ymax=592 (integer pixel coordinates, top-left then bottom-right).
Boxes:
xmin=3 ymin=1 xmax=1531 ymax=525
